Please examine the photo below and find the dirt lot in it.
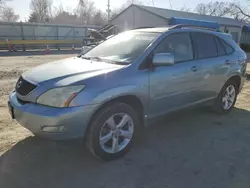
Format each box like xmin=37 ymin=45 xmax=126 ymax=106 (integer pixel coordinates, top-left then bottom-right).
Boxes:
xmin=0 ymin=54 xmax=250 ymax=188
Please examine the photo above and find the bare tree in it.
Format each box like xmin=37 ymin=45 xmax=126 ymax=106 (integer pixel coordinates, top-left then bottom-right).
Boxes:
xmin=0 ymin=0 xmax=4 ymax=8
xmin=52 ymin=10 xmax=80 ymax=24
xmin=122 ymin=0 xmax=144 ymax=7
xmin=91 ymin=10 xmax=106 ymax=25
xmin=0 ymin=5 xmax=19 ymax=22
xmin=194 ymin=0 xmax=250 ymax=22
xmin=76 ymin=0 xmax=96 ymax=24
xmin=177 ymin=5 xmax=191 ymax=12
xmin=111 ymin=0 xmax=145 ymax=19
xmin=0 ymin=0 xmax=13 ymax=8
xmin=230 ymin=2 xmax=250 ymax=22
xmin=195 ymin=1 xmax=231 ymax=17
xmin=28 ymin=12 xmax=39 ymax=23
xmin=37 ymin=1 xmax=106 ymax=25
xmin=30 ymin=0 xmax=53 ymax=22
xmin=53 ymin=3 xmax=64 ymax=16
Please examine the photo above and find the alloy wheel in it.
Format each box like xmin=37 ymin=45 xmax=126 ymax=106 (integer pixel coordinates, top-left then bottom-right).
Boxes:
xmin=99 ymin=113 xmax=134 ymax=154
xmin=222 ymin=85 xmax=236 ymax=110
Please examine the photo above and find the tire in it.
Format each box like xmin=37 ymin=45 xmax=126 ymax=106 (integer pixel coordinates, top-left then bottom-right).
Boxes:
xmin=212 ymin=80 xmax=238 ymax=114
xmin=86 ymin=102 xmax=140 ymax=161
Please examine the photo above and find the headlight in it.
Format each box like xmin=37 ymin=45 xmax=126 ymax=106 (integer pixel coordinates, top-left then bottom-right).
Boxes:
xmin=36 ymin=85 xmax=85 ymax=107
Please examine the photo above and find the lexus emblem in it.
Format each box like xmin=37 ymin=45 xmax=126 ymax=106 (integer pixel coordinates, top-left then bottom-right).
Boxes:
xmin=16 ymin=81 xmax=22 ymax=88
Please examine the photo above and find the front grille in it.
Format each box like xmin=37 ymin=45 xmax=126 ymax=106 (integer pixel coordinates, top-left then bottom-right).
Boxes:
xmin=16 ymin=76 xmax=37 ymax=96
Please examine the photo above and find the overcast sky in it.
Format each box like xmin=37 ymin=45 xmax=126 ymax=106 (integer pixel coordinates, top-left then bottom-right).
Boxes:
xmin=5 ymin=0 xmax=239 ymax=21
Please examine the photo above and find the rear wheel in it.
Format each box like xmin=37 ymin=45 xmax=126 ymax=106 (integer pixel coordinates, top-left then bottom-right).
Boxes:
xmin=213 ymin=80 xmax=238 ymax=114
xmin=86 ymin=103 xmax=139 ymax=161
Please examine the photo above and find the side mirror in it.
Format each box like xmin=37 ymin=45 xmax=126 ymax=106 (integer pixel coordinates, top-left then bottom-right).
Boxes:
xmin=152 ymin=53 xmax=174 ymax=66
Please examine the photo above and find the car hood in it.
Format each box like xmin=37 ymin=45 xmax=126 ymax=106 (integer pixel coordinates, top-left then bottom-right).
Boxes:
xmin=22 ymin=57 xmax=124 ymax=84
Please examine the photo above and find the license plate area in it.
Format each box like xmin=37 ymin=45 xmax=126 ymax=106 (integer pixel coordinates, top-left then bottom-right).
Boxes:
xmin=8 ymin=102 xmax=15 ymax=119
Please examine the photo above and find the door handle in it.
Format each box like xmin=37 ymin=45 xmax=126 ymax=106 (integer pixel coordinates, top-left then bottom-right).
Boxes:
xmin=190 ymin=66 xmax=198 ymax=72
xmin=225 ymin=60 xmax=233 ymax=65
xmin=225 ymin=60 xmax=230 ymax=65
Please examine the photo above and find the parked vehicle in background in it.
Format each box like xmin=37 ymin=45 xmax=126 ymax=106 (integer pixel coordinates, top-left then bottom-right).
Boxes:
xmin=80 ymin=29 xmax=115 ymax=55
xmin=8 ymin=25 xmax=247 ymax=161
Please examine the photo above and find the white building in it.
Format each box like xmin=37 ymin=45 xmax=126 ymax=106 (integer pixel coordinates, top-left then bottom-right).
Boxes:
xmin=110 ymin=4 xmax=243 ymax=42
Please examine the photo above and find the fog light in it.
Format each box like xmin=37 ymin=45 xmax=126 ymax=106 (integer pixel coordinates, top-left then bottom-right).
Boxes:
xmin=42 ymin=126 xmax=65 ymax=133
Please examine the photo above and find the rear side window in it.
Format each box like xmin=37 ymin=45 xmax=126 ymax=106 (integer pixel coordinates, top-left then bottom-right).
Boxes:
xmin=217 ymin=37 xmax=234 ymax=54
xmin=192 ymin=32 xmax=217 ymax=59
xmin=215 ymin=37 xmax=226 ymax=56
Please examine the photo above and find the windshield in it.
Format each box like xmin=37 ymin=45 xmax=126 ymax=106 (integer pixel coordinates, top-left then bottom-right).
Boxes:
xmin=83 ymin=31 xmax=160 ymax=64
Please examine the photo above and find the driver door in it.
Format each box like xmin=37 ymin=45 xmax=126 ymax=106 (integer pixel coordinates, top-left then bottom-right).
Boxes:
xmin=148 ymin=32 xmax=203 ymax=118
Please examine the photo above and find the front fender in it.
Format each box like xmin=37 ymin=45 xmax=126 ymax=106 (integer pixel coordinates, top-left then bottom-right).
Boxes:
xmin=70 ymin=84 xmax=149 ymax=111
xmin=93 ymin=85 xmax=148 ymax=105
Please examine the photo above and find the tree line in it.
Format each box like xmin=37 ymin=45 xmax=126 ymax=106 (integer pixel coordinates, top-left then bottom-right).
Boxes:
xmin=1 ymin=0 xmax=250 ymax=25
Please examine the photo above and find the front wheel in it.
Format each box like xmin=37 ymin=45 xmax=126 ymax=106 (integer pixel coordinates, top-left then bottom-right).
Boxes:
xmin=86 ymin=103 xmax=140 ymax=161
xmin=213 ymin=80 xmax=238 ymax=114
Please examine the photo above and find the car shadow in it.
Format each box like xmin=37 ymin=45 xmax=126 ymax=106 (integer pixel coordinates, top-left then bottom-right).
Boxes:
xmin=1 ymin=107 xmax=250 ymax=188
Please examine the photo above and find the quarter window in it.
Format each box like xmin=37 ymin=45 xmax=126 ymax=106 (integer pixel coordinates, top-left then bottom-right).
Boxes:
xmin=215 ymin=37 xmax=226 ymax=56
xmin=218 ymin=37 xmax=234 ymax=54
xmin=153 ymin=33 xmax=193 ymax=63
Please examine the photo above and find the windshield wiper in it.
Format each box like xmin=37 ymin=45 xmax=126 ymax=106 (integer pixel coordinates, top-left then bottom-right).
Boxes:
xmin=81 ymin=56 xmax=126 ymax=65
xmin=90 ymin=57 xmax=102 ymax=61
xmin=81 ymin=56 xmax=102 ymax=61
xmin=81 ymin=56 xmax=90 ymax=60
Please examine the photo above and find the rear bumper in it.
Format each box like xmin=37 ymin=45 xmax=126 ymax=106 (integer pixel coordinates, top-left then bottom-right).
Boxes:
xmin=9 ymin=92 xmax=98 ymax=140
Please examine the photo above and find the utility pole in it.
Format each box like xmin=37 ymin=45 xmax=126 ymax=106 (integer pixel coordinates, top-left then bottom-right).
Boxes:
xmin=152 ymin=0 xmax=155 ymax=7
xmin=107 ymin=0 xmax=111 ymax=22
xmin=169 ymin=0 xmax=172 ymax=9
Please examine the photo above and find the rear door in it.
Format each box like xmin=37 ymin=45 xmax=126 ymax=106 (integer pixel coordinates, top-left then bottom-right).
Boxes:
xmin=191 ymin=32 xmax=235 ymax=100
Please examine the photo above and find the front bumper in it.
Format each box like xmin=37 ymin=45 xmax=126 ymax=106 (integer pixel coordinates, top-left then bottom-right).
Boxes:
xmin=8 ymin=92 xmax=98 ymax=140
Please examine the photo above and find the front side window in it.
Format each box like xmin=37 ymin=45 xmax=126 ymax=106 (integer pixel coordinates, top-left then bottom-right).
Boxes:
xmin=193 ymin=33 xmax=217 ymax=59
xmin=153 ymin=33 xmax=193 ymax=62
xmin=83 ymin=31 xmax=160 ymax=64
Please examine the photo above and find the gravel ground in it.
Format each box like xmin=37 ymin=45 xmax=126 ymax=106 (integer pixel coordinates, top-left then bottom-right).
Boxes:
xmin=0 ymin=54 xmax=250 ymax=188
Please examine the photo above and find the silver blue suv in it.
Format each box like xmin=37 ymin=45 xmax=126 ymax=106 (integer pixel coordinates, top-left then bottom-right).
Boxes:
xmin=8 ymin=26 xmax=247 ymax=160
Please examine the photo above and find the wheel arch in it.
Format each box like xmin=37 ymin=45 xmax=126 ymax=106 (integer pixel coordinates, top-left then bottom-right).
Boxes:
xmin=227 ymin=75 xmax=241 ymax=93
xmin=84 ymin=95 xmax=145 ymax=138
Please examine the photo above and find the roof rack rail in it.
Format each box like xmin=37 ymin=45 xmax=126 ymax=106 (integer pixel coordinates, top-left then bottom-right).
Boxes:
xmin=169 ymin=24 xmax=217 ymax=31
